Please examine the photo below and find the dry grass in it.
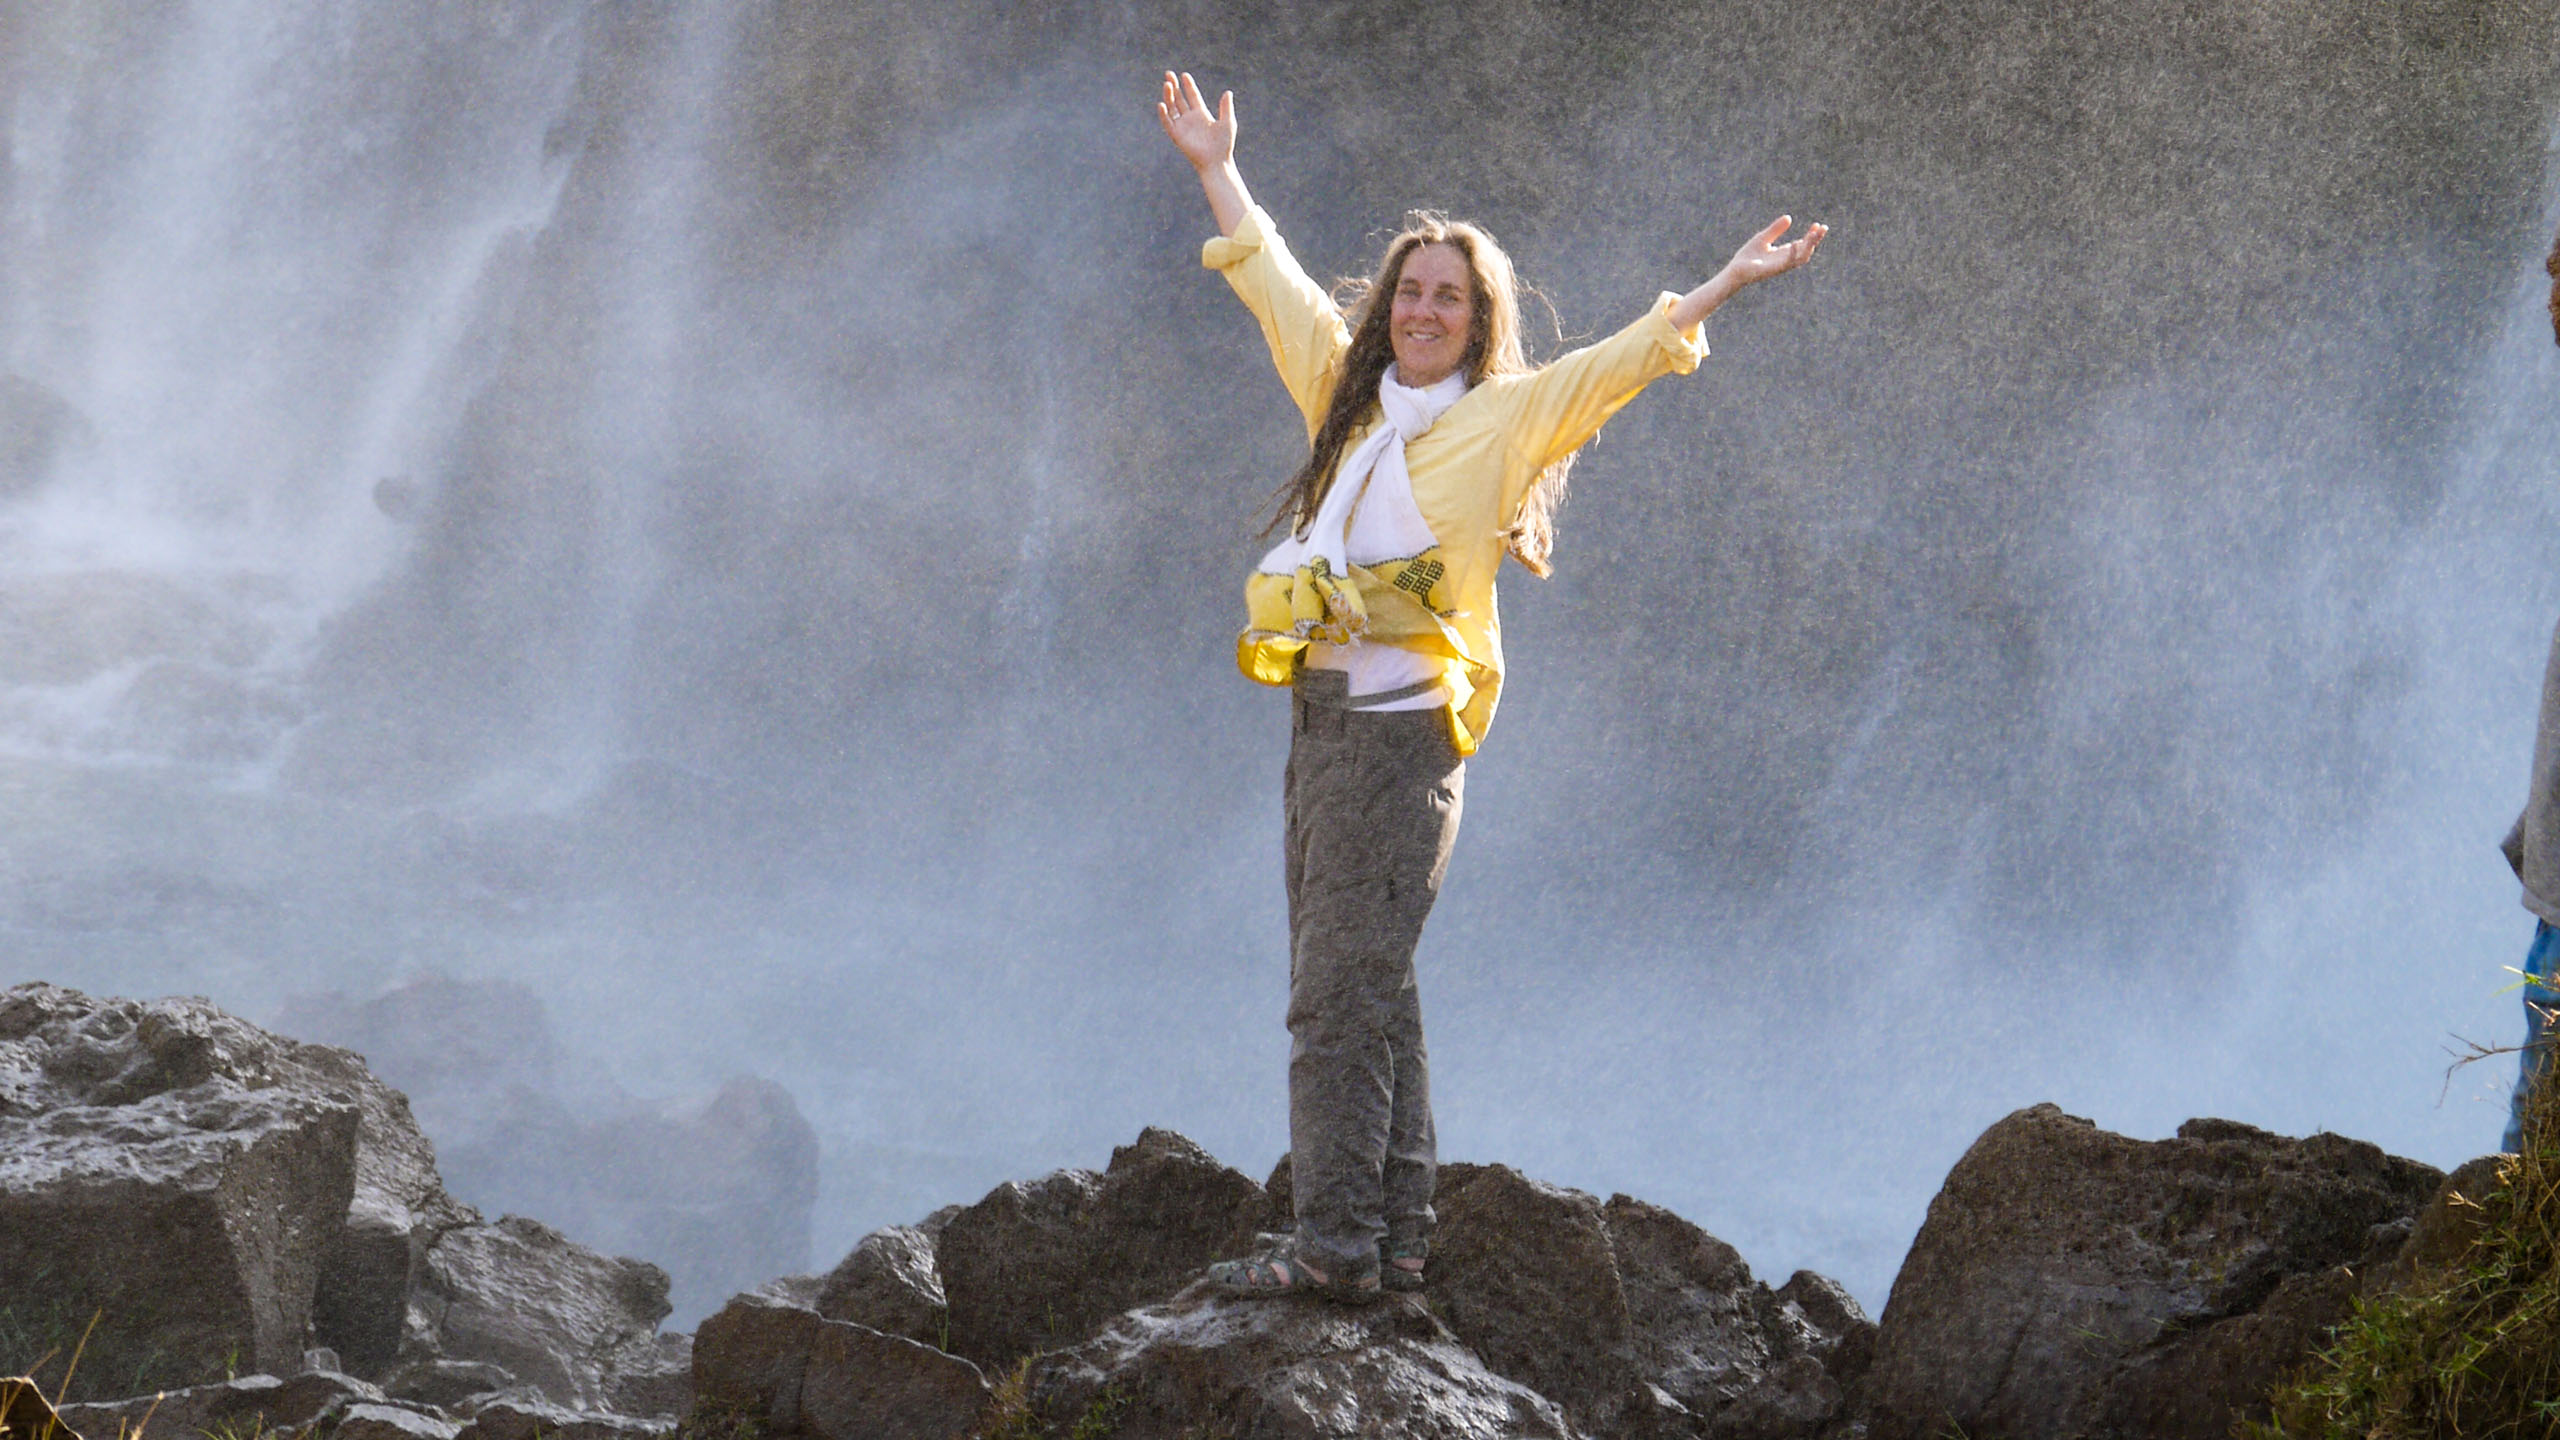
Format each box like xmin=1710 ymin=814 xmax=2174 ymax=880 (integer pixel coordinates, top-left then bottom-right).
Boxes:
xmin=2250 ymin=1049 xmax=2560 ymax=1437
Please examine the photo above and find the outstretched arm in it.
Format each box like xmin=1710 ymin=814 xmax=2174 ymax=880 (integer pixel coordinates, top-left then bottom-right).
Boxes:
xmin=1158 ymin=71 xmax=1253 ymax=238
xmin=1668 ymin=216 xmax=1828 ymax=331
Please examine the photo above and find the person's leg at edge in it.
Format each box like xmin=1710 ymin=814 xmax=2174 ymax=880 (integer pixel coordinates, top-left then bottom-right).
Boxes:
xmin=2504 ymin=919 xmax=2560 ymax=1154
xmin=1381 ymin=733 xmax=1461 ymax=1276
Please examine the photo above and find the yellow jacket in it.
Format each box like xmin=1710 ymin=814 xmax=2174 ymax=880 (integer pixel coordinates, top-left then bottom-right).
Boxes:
xmin=1204 ymin=205 xmax=1709 ymax=755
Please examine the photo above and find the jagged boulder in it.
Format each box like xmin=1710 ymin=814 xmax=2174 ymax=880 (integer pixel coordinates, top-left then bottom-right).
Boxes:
xmin=1861 ymin=1104 xmax=2443 ymax=1440
xmin=1601 ymin=1194 xmax=1868 ymax=1439
xmin=937 ymin=1127 xmax=1267 ymax=1370
xmin=1422 ymin=1165 xmax=1869 ymax=1438
xmin=0 ymin=984 xmax=366 ymax=1395
xmin=692 ymin=1291 xmax=989 ymax=1440
xmin=1428 ymin=1164 xmax=1634 ymax=1424
xmin=408 ymin=1215 xmax=689 ymax=1418
xmin=2371 ymin=1153 xmax=2506 ymax=1291
xmin=0 ymin=983 xmax=689 ymax=1422
xmin=299 ymin=1041 xmax=478 ymax=1378
xmin=812 ymin=1216 xmax=951 ymax=1345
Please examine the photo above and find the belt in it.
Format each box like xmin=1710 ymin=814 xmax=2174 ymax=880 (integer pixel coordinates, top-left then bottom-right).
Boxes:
xmin=1293 ymin=669 xmax=1445 ymax=711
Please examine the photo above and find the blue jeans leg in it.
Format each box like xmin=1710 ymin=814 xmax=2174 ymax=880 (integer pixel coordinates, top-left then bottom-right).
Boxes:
xmin=2504 ymin=920 xmax=2560 ymax=1153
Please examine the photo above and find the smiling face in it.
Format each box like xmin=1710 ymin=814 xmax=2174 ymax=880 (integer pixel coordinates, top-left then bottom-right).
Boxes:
xmin=1388 ymin=242 xmax=1476 ymax=387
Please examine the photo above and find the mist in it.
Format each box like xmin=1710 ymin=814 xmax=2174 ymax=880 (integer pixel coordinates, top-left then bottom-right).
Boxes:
xmin=3 ymin=0 xmax=2558 ymax=1323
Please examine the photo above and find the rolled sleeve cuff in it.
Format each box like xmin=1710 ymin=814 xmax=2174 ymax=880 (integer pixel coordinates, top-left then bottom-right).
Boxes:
xmin=1646 ymin=291 xmax=1710 ymax=374
xmin=1201 ymin=205 xmax=1275 ymax=270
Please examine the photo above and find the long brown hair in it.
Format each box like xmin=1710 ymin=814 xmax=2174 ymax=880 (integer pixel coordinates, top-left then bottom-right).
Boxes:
xmin=1268 ymin=213 xmax=1575 ymax=576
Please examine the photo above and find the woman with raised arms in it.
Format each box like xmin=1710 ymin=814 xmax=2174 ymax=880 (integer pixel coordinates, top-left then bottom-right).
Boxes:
xmin=1158 ymin=70 xmax=1824 ymax=1302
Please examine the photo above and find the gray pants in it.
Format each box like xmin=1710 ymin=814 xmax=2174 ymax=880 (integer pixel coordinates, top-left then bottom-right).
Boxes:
xmin=1283 ymin=672 xmax=1466 ymax=1277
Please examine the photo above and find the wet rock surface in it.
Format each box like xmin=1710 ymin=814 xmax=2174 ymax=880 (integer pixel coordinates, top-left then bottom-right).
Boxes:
xmin=1027 ymin=1284 xmax=1578 ymax=1440
xmin=936 ymin=1126 xmax=1268 ymax=1370
xmin=1861 ymin=1103 xmax=2443 ymax=1440
xmin=691 ymin=1136 xmax=1870 ymax=1440
xmin=811 ymin=1216 xmax=950 ymax=1344
xmin=0 ymin=982 xmax=687 ymax=1425
xmin=411 ymin=1215 xmax=690 ymax=1417
xmin=61 ymin=1369 xmax=396 ymax=1440
xmin=12 ymin=983 xmax=2469 ymax=1440
xmin=0 ymin=983 xmax=367 ymax=1394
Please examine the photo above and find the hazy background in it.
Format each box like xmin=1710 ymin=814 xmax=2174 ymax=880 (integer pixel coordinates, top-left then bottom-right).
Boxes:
xmin=4 ymin=0 xmax=2560 ymax=1324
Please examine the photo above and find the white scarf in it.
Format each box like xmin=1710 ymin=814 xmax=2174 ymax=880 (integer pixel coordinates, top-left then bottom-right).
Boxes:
xmin=1258 ymin=365 xmax=1467 ymax=586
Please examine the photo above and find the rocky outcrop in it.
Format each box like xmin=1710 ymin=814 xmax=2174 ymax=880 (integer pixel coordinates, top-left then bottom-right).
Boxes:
xmin=407 ymin=1215 xmax=690 ymax=1418
xmin=0 ymin=983 xmax=686 ymax=1423
xmin=13 ymin=981 xmax=2469 ymax=1440
xmin=1025 ymin=1284 xmax=1578 ymax=1440
xmin=0 ymin=983 xmax=367 ymax=1395
xmin=298 ymin=1039 xmax=478 ymax=1378
xmin=1860 ymin=1104 xmax=2442 ymax=1440
xmin=811 ymin=1209 xmax=956 ymax=1345
xmin=691 ymin=1292 xmax=989 ymax=1440
xmin=697 ymin=1133 xmax=1869 ymax=1440
xmin=936 ymin=1127 xmax=1268 ymax=1370
xmin=1420 ymin=1165 xmax=1869 ymax=1438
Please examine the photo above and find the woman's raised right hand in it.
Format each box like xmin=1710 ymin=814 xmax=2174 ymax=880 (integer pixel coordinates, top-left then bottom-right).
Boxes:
xmin=1157 ymin=71 xmax=1236 ymax=173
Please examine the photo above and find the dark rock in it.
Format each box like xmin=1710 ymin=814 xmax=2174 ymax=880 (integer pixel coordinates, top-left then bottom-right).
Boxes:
xmin=1429 ymin=1166 xmax=1634 ymax=1426
xmin=337 ymin=1402 xmax=467 ymax=1440
xmin=812 ymin=1224 xmax=943 ymax=1345
xmin=1861 ymin=1103 xmax=2443 ymax=1440
xmin=692 ymin=1292 xmax=989 ymax=1440
xmin=454 ymin=1397 xmax=673 ymax=1440
xmin=938 ymin=1127 xmax=1266 ymax=1369
xmin=1025 ymin=1282 xmax=1577 ymax=1440
xmin=294 ymin=1039 xmax=477 ymax=1377
xmin=1268 ymin=1155 xmax=1867 ymax=1437
xmin=1599 ymin=1195 xmax=1861 ymax=1439
xmin=409 ymin=1215 xmax=688 ymax=1417
xmin=1774 ymin=1271 xmax=1875 ymax=1392
xmin=1 ymin=1377 xmax=75 ymax=1440
xmin=2375 ymin=1153 xmax=2507 ymax=1291
xmin=0 ymin=984 xmax=365 ymax=1395
xmin=60 ymin=1369 xmax=386 ymax=1440
xmin=2088 ymin=1265 xmax=2361 ymax=1440
xmin=384 ymin=1358 xmax=522 ymax=1412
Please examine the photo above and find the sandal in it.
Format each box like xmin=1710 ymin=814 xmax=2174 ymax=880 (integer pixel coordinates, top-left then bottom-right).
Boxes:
xmin=1206 ymin=1242 xmax=1381 ymax=1305
xmin=1382 ymin=1239 xmax=1427 ymax=1293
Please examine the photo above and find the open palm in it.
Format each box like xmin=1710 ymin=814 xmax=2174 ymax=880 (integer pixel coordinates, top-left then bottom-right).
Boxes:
xmin=1157 ymin=71 xmax=1234 ymax=171
xmin=1726 ymin=215 xmax=1827 ymax=284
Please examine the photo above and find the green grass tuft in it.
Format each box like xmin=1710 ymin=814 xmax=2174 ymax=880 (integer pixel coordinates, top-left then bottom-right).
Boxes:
xmin=2250 ymin=1062 xmax=2560 ymax=1437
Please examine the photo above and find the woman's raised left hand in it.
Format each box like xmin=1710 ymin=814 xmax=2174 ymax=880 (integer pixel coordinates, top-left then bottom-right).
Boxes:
xmin=1669 ymin=215 xmax=1828 ymax=331
xmin=1725 ymin=215 xmax=1827 ymax=285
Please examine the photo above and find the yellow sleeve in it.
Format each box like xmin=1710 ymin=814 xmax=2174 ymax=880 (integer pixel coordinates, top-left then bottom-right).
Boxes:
xmin=1202 ymin=206 xmax=1354 ymax=439
xmin=1486 ymin=293 xmax=1709 ymax=510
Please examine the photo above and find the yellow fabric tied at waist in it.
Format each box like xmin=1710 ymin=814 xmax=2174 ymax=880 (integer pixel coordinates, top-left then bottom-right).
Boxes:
xmin=1238 ymin=548 xmax=1481 ymax=737
xmin=1289 ymin=554 xmax=1364 ymax=646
